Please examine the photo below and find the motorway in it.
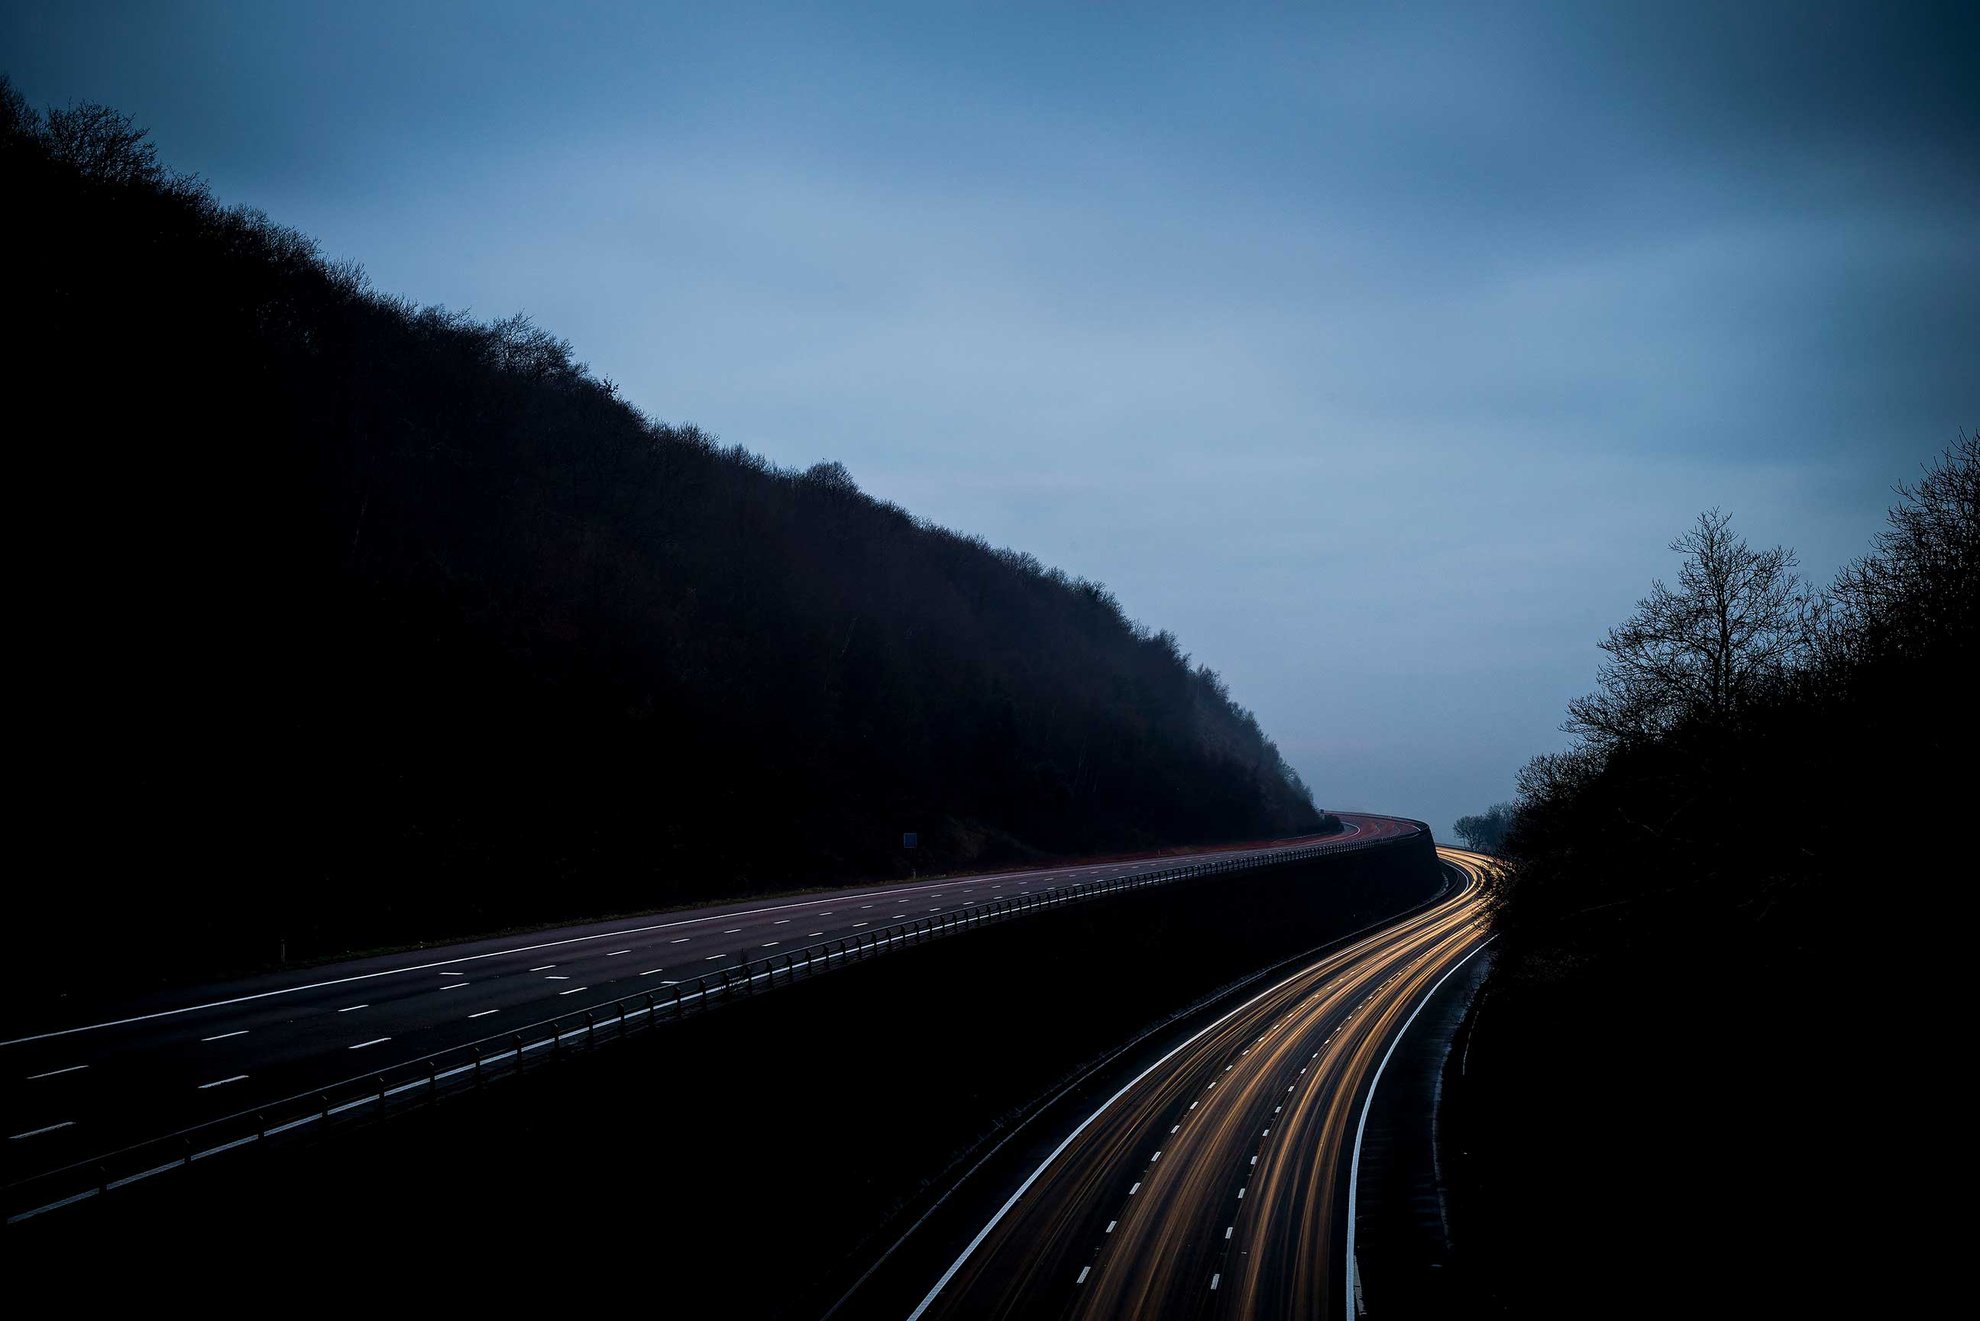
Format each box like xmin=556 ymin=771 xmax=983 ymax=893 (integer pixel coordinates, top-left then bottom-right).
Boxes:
xmin=1 ymin=815 xmax=1415 ymax=1210
xmin=909 ymin=847 xmax=1495 ymax=1321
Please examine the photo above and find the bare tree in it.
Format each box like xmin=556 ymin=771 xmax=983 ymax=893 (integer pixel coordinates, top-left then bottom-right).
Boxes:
xmin=1566 ymin=510 xmax=1808 ymax=749
xmin=1821 ymin=431 xmax=1979 ymax=669
xmin=41 ymin=101 xmax=161 ymax=186
xmin=1453 ymin=802 xmax=1515 ymax=851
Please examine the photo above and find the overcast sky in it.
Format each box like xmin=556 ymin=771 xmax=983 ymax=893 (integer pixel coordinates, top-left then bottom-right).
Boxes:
xmin=7 ymin=1 xmax=1974 ymax=834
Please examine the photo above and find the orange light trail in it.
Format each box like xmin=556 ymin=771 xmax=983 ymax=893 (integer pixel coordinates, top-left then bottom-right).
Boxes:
xmin=918 ymin=848 xmax=1499 ymax=1320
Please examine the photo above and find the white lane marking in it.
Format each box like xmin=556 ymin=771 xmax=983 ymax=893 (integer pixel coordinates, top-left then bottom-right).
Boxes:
xmin=1151 ymin=1151 xmax=1161 ymax=1162
xmin=818 ymin=912 xmax=834 ymax=916
xmin=201 ymin=1030 xmax=248 ymax=1041
xmin=530 ymin=965 xmax=556 ymax=972
xmin=762 ymin=942 xmax=779 ymax=948
xmin=808 ymin=932 xmax=823 ymax=937
xmin=1129 ymin=1182 xmax=1141 ymax=1195
xmin=1106 ymin=1220 xmax=1117 ymax=1233
xmin=1171 ymin=1125 xmax=1180 ymax=1133
xmin=544 ymin=975 xmax=570 ymax=980
xmin=1346 ymin=939 xmax=1491 ymax=1319
xmin=671 ymin=938 xmax=690 ymax=944
xmin=440 ymin=983 xmax=469 ymax=991
xmin=6 ymin=837 xmax=1376 ymax=1087
xmin=1210 ymin=1274 xmax=1221 ymax=1291
xmin=20 ymin=854 xmax=1321 ymax=1050
xmin=10 ymin=1121 xmax=76 ymax=1139
xmin=349 ymin=1038 xmax=390 ymax=1050
xmin=640 ymin=968 xmax=665 ymax=976
xmin=27 ymin=1065 xmax=88 ymax=1080
xmin=607 ymin=950 xmax=630 ymax=957
xmin=723 ymin=928 xmax=741 ymax=934
xmin=1238 ymin=1187 xmax=1246 ymax=1199
xmin=558 ymin=986 xmax=588 ymax=996
xmin=773 ymin=920 xmax=790 ymax=925
xmin=199 ymin=1075 xmax=249 ymax=1089
xmin=1076 ymin=1267 xmax=1091 ymax=1285
xmin=468 ymin=1010 xmax=498 ymax=1019
xmin=854 ymin=922 xmax=870 ymax=927
xmin=705 ymin=955 xmax=723 ymax=961
xmin=438 ymin=971 xmax=464 ymax=977
xmin=902 ymin=902 xmax=1429 ymax=1321
xmin=1226 ymin=1226 xmax=1234 ymax=1239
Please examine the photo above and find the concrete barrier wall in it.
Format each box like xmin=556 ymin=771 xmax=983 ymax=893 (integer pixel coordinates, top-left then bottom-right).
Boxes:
xmin=29 ymin=832 xmax=1444 ymax=1314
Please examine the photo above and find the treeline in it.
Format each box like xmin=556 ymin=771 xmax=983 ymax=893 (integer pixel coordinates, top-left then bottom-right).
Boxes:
xmin=1 ymin=82 xmax=1322 ymax=1000
xmin=1452 ymin=435 xmax=1976 ymax=1316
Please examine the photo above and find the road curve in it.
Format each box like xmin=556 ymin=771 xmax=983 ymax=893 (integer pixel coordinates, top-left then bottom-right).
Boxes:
xmin=909 ymin=847 xmax=1495 ymax=1321
xmin=1 ymin=816 xmax=1415 ymax=1206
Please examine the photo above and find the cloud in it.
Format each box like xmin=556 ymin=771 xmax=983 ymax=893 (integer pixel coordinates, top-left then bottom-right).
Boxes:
xmin=3 ymin=0 xmax=1972 ymax=833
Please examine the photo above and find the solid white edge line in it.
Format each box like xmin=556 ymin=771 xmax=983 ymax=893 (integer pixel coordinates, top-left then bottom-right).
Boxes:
xmin=908 ymin=841 xmax=1458 ymax=1321
xmin=904 ymin=916 xmax=1407 ymax=1320
xmin=1343 ymin=935 xmax=1492 ymax=1321
xmin=25 ymin=845 xmax=1350 ymax=1209
xmin=1 ymin=827 xmax=1390 ymax=1047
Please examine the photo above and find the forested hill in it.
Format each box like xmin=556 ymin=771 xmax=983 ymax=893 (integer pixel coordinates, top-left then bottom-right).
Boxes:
xmin=3 ymin=84 xmax=1325 ymax=992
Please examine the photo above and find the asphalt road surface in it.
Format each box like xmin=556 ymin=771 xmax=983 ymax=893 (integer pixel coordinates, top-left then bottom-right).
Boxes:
xmin=909 ymin=847 xmax=1494 ymax=1321
xmin=2 ymin=815 xmax=1415 ymax=1209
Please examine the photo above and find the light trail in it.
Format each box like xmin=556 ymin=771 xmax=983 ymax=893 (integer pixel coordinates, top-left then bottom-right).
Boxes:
xmin=916 ymin=848 xmax=1498 ymax=1320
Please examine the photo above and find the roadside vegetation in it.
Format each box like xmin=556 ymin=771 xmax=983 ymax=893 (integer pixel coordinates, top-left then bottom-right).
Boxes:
xmin=2 ymin=82 xmax=1323 ymax=1001
xmin=1452 ymin=433 xmax=1976 ymax=1316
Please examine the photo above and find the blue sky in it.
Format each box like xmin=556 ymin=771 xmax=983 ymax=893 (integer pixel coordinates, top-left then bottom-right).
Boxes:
xmin=6 ymin=1 xmax=1974 ymax=833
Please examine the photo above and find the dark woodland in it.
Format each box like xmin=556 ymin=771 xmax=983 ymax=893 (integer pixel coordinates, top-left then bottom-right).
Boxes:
xmin=1 ymin=83 xmax=1324 ymax=1003
xmin=1452 ymin=435 xmax=1977 ymax=1317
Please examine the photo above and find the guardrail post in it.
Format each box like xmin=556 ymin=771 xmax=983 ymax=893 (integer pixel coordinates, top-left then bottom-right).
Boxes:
xmin=257 ymin=1111 xmax=268 ymax=1140
xmin=376 ymin=1075 xmax=388 ymax=1109
xmin=427 ymin=1060 xmax=438 ymax=1099
xmin=473 ymin=1045 xmax=483 ymax=1085
xmin=321 ymin=1092 xmax=331 ymax=1121
xmin=514 ymin=1034 xmax=525 ymax=1071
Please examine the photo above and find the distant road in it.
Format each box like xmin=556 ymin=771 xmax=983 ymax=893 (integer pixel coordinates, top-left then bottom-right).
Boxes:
xmin=909 ymin=847 xmax=1493 ymax=1321
xmin=2 ymin=816 xmax=1414 ymax=1204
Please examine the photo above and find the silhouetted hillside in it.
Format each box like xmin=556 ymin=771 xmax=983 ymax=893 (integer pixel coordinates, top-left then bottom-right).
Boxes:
xmin=1 ymin=83 xmax=1324 ymax=997
xmin=1449 ymin=434 xmax=1976 ymax=1318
